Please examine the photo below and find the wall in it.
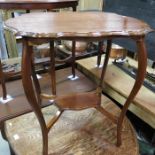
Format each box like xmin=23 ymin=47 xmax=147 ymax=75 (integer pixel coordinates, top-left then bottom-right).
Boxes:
xmin=78 ymin=0 xmax=103 ymax=11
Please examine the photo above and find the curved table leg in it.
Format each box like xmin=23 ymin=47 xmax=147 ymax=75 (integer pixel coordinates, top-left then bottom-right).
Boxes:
xmin=29 ymin=45 xmax=42 ymax=105
xmin=99 ymin=39 xmax=112 ymax=87
xmin=22 ymin=38 xmax=48 ymax=155
xmin=117 ymin=37 xmax=147 ymax=146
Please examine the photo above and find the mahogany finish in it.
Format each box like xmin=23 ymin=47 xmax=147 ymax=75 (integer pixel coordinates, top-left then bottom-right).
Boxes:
xmin=0 ymin=0 xmax=78 ymax=11
xmin=4 ymin=12 xmax=153 ymax=154
xmin=5 ymin=12 xmax=152 ymax=38
xmin=4 ymin=95 xmax=139 ymax=155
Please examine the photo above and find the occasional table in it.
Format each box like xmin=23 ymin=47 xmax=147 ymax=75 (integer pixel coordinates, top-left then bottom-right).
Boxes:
xmin=4 ymin=12 xmax=153 ymax=154
xmin=0 ymin=0 xmax=79 ymax=101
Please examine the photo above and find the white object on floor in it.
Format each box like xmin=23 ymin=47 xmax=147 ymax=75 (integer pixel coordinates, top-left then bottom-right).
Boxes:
xmin=0 ymin=95 xmax=13 ymax=104
xmin=67 ymin=75 xmax=79 ymax=81
xmin=95 ymin=64 xmax=103 ymax=68
xmin=36 ymin=74 xmax=42 ymax=79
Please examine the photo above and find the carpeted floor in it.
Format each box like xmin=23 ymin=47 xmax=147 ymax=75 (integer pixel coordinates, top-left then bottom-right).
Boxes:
xmin=0 ymin=131 xmax=154 ymax=155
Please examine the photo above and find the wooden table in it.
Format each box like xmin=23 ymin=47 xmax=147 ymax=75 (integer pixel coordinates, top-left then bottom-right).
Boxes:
xmin=4 ymin=12 xmax=152 ymax=98
xmin=4 ymin=12 xmax=153 ymax=154
xmin=0 ymin=0 xmax=79 ymax=101
xmin=0 ymin=0 xmax=78 ymax=11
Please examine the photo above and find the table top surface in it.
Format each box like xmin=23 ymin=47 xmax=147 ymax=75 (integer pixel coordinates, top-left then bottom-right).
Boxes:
xmin=4 ymin=12 xmax=153 ymax=39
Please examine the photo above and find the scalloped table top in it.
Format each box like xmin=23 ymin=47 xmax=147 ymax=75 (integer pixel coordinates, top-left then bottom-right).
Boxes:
xmin=4 ymin=12 xmax=153 ymax=39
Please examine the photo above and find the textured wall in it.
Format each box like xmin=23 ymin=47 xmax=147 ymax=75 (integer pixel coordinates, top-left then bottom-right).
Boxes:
xmin=104 ymin=0 xmax=155 ymax=61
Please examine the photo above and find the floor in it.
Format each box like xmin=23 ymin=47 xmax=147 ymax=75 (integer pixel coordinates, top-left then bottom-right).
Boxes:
xmin=0 ymin=128 xmax=139 ymax=155
xmin=0 ymin=67 xmax=154 ymax=154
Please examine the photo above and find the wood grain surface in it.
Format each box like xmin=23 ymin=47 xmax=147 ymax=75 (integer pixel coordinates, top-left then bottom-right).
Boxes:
xmin=5 ymin=95 xmax=138 ymax=155
xmin=77 ymin=56 xmax=155 ymax=128
xmin=4 ymin=12 xmax=152 ymax=39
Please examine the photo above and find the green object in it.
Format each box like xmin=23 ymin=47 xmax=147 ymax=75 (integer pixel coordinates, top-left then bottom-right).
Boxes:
xmin=139 ymin=140 xmax=155 ymax=155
